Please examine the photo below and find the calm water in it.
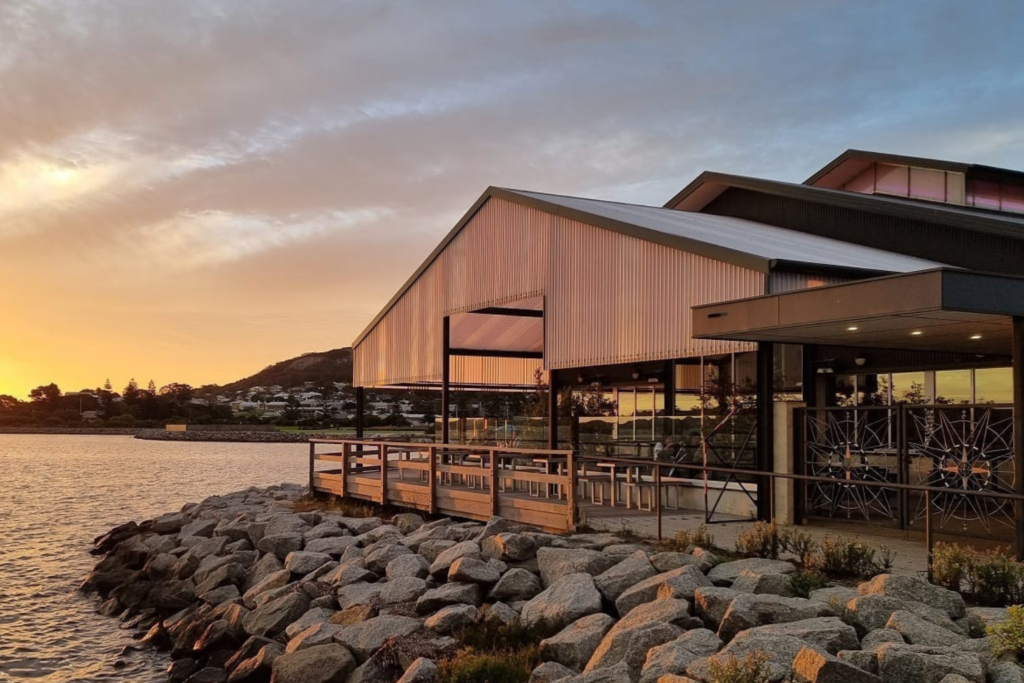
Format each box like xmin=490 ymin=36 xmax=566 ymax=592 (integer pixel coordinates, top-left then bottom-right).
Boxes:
xmin=0 ymin=434 xmax=308 ymax=683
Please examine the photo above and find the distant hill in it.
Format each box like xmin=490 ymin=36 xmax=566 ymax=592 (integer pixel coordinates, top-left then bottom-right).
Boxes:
xmin=219 ymin=348 xmax=353 ymax=393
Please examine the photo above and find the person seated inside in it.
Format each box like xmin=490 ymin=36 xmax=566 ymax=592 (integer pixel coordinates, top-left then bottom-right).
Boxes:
xmin=653 ymin=436 xmax=679 ymax=461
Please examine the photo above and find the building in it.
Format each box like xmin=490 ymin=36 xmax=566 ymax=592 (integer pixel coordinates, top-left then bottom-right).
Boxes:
xmin=349 ymin=149 xmax=1024 ymax=552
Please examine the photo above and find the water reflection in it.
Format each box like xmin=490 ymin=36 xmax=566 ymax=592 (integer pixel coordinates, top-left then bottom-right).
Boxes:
xmin=0 ymin=434 xmax=306 ymax=683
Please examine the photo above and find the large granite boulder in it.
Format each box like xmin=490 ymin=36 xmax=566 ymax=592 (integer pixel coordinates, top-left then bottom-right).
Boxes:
xmin=520 ymin=573 xmax=603 ymax=629
xmin=304 ymin=536 xmax=359 ymax=557
xmin=593 ymin=551 xmax=657 ymax=602
xmin=742 ymin=617 xmax=859 ymax=655
xmin=489 ymin=567 xmax=543 ymax=602
xmin=540 ymin=613 xmax=617 ymax=670
xmin=614 ymin=565 xmax=713 ymax=617
xmin=536 ymin=547 xmax=619 ymax=586
xmin=718 ymin=593 xmax=835 ymax=642
xmin=385 ymin=554 xmax=431 ymax=581
xmin=284 ymin=622 xmax=343 ymax=653
xmin=428 ymin=541 xmax=481 ymax=578
xmin=335 ymin=583 xmax=382 ymax=610
xmin=257 ymin=533 xmax=303 ymax=560
xmin=885 ymin=610 xmax=967 ymax=647
xmin=875 ymin=643 xmax=985 ymax=683
xmin=791 ymin=645 xmax=882 ymax=683
xmin=481 ymin=532 xmax=538 ymax=562
xmin=448 ymin=557 xmax=501 ymax=585
xmin=416 ymin=582 xmax=482 ymax=614
xmin=585 ymin=620 xmax=682 ymax=681
xmin=364 ymin=543 xmax=413 ymax=574
xmin=242 ymin=592 xmax=310 ymax=638
xmin=687 ymin=632 xmax=823 ymax=683
xmin=334 ymin=615 xmax=422 ymax=662
xmin=858 ymin=575 xmax=966 ymax=619
xmin=424 ymin=604 xmax=480 ymax=634
xmin=379 ymin=577 xmax=429 ymax=605
xmin=284 ymin=551 xmax=332 ymax=575
xmin=706 ymin=558 xmax=796 ymax=586
xmin=638 ymin=629 xmax=722 ymax=683
xmin=693 ymin=586 xmax=739 ymax=631
xmin=270 ymin=643 xmax=355 ymax=683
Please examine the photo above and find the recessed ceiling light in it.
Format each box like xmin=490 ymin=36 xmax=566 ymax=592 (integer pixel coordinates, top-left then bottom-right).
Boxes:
xmin=847 ymin=326 xmax=858 ymax=332
xmin=910 ymin=330 xmax=923 ymax=336
xmin=970 ymin=334 xmax=983 ymax=340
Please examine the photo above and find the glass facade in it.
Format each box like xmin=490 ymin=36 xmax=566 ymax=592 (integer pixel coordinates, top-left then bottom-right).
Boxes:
xmin=827 ymin=367 xmax=1012 ymax=407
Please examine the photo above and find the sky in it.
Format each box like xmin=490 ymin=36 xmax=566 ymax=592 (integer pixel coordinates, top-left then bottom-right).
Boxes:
xmin=2 ymin=0 xmax=1024 ymax=399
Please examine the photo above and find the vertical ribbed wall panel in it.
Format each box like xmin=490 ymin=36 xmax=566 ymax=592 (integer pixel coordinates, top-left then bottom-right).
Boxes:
xmin=768 ymin=271 xmax=854 ymax=294
xmin=354 ymin=198 xmax=763 ymax=387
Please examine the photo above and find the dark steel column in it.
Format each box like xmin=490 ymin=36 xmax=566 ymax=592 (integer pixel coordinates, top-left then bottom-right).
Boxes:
xmin=1013 ymin=317 xmax=1024 ymax=560
xmin=548 ymin=369 xmax=560 ymax=450
xmin=663 ymin=360 xmax=676 ymax=417
xmin=756 ymin=343 xmax=775 ymax=521
xmin=441 ymin=316 xmax=451 ymax=445
xmin=354 ymin=386 xmax=365 ymax=439
xmin=801 ymin=345 xmax=818 ymax=408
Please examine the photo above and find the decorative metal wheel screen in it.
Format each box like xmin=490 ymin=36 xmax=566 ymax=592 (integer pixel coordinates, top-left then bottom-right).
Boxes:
xmin=801 ymin=404 xmax=1016 ymax=539
xmin=804 ymin=408 xmax=898 ymax=522
xmin=907 ymin=406 xmax=1015 ymax=533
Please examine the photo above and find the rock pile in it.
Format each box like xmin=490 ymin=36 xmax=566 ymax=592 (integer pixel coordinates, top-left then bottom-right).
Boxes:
xmin=83 ymin=484 xmax=1022 ymax=683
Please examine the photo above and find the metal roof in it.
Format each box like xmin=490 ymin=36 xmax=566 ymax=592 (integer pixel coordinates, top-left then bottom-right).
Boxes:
xmin=805 ymin=148 xmax=1024 ymax=187
xmin=665 ymin=171 xmax=1024 ymax=239
xmin=508 ymin=189 xmax=944 ymax=274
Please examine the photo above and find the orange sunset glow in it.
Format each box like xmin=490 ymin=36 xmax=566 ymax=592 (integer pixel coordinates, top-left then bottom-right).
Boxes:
xmin=3 ymin=2 xmax=1024 ymax=399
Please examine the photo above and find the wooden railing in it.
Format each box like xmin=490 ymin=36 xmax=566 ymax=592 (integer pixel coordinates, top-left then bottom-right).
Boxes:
xmin=309 ymin=439 xmax=576 ymax=533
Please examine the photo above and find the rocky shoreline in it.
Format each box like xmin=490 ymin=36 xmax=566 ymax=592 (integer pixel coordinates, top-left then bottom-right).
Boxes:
xmin=82 ymin=485 xmax=1024 ymax=683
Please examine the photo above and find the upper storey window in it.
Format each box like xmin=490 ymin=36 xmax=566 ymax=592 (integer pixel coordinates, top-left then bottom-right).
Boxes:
xmin=842 ymin=162 xmax=966 ymax=205
xmin=966 ymin=178 xmax=1024 ymax=214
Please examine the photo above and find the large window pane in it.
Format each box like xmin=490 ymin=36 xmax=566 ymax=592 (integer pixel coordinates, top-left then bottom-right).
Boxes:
xmin=892 ymin=372 xmax=928 ymax=404
xmin=976 ymin=367 xmax=1013 ymax=404
xmin=833 ymin=374 xmax=857 ymax=406
xmin=935 ymin=369 xmax=972 ymax=404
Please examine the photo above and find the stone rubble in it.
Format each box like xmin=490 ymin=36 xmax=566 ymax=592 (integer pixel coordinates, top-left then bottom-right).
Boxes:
xmin=82 ymin=483 xmax=1023 ymax=683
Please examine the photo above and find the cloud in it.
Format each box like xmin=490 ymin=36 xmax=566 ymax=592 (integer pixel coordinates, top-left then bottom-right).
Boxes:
xmin=1 ymin=0 xmax=1024 ymax=396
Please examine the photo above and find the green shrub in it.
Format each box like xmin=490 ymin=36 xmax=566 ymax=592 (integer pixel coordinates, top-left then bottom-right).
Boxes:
xmin=438 ymin=615 xmax=559 ymax=683
xmin=780 ymin=527 xmax=818 ymax=567
xmin=973 ymin=553 xmax=1024 ymax=606
xmin=706 ymin=651 xmax=772 ymax=683
xmin=672 ymin=524 xmax=716 ymax=552
xmin=989 ymin=605 xmax=1024 ymax=660
xmin=932 ymin=542 xmax=976 ymax=593
xmin=815 ymin=536 xmax=880 ymax=578
xmin=789 ymin=569 xmax=828 ymax=599
xmin=932 ymin=543 xmax=1024 ymax=606
xmin=438 ymin=649 xmax=537 ymax=683
xmin=877 ymin=545 xmax=895 ymax=573
xmin=452 ymin=615 xmax=559 ymax=653
xmin=735 ymin=522 xmax=784 ymax=559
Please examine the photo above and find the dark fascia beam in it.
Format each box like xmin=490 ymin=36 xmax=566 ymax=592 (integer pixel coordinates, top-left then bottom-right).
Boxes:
xmin=449 ymin=348 xmax=543 ymax=359
xmin=470 ymin=306 xmax=544 ymax=318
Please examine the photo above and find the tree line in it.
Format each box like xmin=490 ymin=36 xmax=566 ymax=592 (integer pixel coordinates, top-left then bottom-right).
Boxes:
xmin=0 ymin=379 xmax=232 ymax=428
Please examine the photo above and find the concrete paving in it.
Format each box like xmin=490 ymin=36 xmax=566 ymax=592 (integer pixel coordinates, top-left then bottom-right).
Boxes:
xmin=580 ymin=502 xmax=938 ymax=577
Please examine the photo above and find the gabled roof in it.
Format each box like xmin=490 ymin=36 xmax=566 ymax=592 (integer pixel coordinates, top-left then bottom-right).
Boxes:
xmin=508 ymin=189 xmax=942 ymax=274
xmin=664 ymin=171 xmax=1024 ymax=239
xmin=353 ymin=186 xmax=941 ymax=346
xmin=805 ymin=148 xmax=1024 ymax=188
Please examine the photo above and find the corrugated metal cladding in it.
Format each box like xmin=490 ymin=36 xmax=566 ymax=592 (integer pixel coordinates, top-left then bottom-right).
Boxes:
xmin=769 ymin=271 xmax=855 ymax=294
xmin=354 ymin=197 xmax=762 ymax=387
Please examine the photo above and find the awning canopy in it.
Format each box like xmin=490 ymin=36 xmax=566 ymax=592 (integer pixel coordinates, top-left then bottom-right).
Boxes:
xmin=692 ymin=269 xmax=1024 ymax=356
